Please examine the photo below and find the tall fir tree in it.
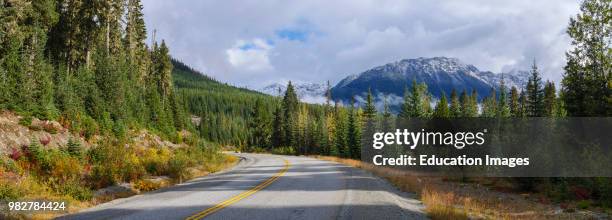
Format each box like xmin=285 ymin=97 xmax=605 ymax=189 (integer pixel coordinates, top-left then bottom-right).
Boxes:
xmin=509 ymin=86 xmax=520 ymax=117
xmin=561 ymin=0 xmax=611 ymax=116
xmin=526 ymin=60 xmax=544 ymax=117
xmin=543 ymin=81 xmax=557 ymax=117
xmin=282 ymin=81 xmax=299 ymax=147
xmin=347 ymin=99 xmax=361 ymax=159
xmin=497 ymin=75 xmax=511 ymax=117
xmin=449 ymin=89 xmax=461 ymax=118
xmin=363 ymin=88 xmax=377 ymax=120
xmin=433 ymin=93 xmax=450 ymax=118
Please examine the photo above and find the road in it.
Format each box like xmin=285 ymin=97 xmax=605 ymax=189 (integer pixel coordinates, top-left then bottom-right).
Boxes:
xmin=59 ymin=153 xmax=427 ymax=220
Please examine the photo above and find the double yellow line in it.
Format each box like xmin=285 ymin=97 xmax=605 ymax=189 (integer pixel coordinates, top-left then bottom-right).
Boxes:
xmin=185 ymin=159 xmax=290 ymax=220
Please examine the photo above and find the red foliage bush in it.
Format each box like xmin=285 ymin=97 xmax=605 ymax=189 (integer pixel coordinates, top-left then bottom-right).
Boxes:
xmin=571 ymin=186 xmax=591 ymax=200
xmin=40 ymin=136 xmax=51 ymax=146
xmin=9 ymin=148 xmax=22 ymax=160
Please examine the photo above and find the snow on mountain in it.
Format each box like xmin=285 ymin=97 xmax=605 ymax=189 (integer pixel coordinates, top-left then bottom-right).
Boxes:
xmin=330 ymin=57 xmax=530 ymax=111
xmin=260 ymin=82 xmax=327 ymax=104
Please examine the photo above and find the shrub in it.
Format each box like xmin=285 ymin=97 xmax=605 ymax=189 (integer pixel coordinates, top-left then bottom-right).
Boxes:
xmin=133 ymin=179 xmax=163 ymax=192
xmin=54 ymin=179 xmax=93 ymax=201
xmin=40 ymin=136 xmax=51 ymax=146
xmin=18 ymin=115 xmax=32 ymax=127
xmin=167 ymin=152 xmax=191 ymax=183
xmin=81 ymin=116 xmax=98 ymax=139
xmin=9 ymin=148 xmax=23 ymax=161
xmin=66 ymin=138 xmax=83 ymax=159
xmin=48 ymin=151 xmax=83 ymax=183
xmin=0 ymin=181 xmax=23 ymax=201
xmin=272 ymin=146 xmax=296 ymax=155
xmin=142 ymin=148 xmax=171 ymax=175
xmin=42 ymin=121 xmax=59 ymax=134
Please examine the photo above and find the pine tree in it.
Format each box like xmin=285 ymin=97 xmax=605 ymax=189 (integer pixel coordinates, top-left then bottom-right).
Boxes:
xmin=518 ymin=90 xmax=528 ymax=117
xmin=282 ymin=81 xmax=299 ymax=147
xmin=543 ymin=81 xmax=557 ymax=117
xmin=347 ymin=99 xmax=361 ymax=159
xmin=433 ymin=93 xmax=450 ymax=118
xmin=399 ymin=85 xmax=411 ymax=119
xmin=248 ymin=99 xmax=272 ymax=148
xmin=449 ymin=89 xmax=461 ymax=117
xmin=363 ymin=88 xmax=377 ymax=120
xmin=334 ymin=105 xmax=348 ymax=157
xmin=481 ymin=88 xmax=497 ymax=117
xmin=526 ymin=60 xmax=544 ymax=117
xmin=497 ymin=75 xmax=511 ymax=117
xmin=271 ymin=103 xmax=283 ymax=147
xmin=400 ymin=79 xmax=430 ymax=118
xmin=561 ymin=0 xmax=611 ymax=116
xmin=459 ymin=89 xmax=469 ymax=117
xmin=509 ymin=86 xmax=520 ymax=117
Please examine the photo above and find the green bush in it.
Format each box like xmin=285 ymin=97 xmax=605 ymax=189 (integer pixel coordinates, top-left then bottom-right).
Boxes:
xmin=0 ymin=181 xmax=23 ymax=201
xmin=54 ymin=179 xmax=93 ymax=201
xmin=18 ymin=115 xmax=32 ymax=127
xmin=272 ymin=146 xmax=296 ymax=155
xmin=167 ymin=152 xmax=191 ymax=182
xmin=81 ymin=116 xmax=98 ymax=139
xmin=66 ymin=138 xmax=83 ymax=159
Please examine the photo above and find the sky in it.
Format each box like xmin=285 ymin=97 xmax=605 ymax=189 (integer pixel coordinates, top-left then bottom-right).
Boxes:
xmin=142 ymin=0 xmax=580 ymax=89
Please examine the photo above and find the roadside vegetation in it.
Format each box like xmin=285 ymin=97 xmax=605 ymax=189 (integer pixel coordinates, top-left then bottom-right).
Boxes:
xmin=316 ymin=156 xmax=611 ymax=219
xmin=0 ymin=127 xmax=237 ymax=219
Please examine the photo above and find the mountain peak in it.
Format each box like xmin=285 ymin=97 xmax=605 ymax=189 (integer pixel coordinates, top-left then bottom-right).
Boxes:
xmin=331 ymin=57 xmax=529 ymax=109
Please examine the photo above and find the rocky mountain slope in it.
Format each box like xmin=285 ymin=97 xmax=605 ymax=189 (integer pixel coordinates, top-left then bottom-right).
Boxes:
xmin=331 ymin=57 xmax=529 ymax=104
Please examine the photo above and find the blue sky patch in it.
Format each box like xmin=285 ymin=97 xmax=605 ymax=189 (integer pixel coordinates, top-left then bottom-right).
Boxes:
xmin=276 ymin=29 xmax=309 ymax=42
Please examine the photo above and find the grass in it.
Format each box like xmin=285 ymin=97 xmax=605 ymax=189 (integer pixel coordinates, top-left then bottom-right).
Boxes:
xmin=312 ymin=156 xmax=598 ymax=219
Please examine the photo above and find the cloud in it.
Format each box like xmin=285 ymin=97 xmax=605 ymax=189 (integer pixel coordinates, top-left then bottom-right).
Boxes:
xmin=142 ymin=0 xmax=580 ymax=88
xmin=226 ymin=39 xmax=274 ymax=72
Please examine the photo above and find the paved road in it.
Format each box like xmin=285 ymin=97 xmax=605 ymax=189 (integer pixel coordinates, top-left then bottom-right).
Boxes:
xmin=60 ymin=153 xmax=427 ymax=220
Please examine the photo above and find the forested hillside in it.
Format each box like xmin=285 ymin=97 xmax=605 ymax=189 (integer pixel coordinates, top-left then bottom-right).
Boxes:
xmin=0 ymin=1 xmax=234 ymax=218
xmin=0 ymin=0 xmax=187 ymax=141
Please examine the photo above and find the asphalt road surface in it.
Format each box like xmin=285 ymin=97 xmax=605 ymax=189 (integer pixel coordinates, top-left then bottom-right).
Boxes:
xmin=59 ymin=153 xmax=427 ymax=220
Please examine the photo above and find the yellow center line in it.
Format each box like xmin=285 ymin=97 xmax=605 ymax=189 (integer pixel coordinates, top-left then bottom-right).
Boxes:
xmin=185 ymin=159 xmax=290 ymax=220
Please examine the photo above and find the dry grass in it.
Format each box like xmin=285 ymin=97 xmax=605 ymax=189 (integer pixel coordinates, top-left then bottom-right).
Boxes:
xmin=313 ymin=156 xmax=594 ymax=220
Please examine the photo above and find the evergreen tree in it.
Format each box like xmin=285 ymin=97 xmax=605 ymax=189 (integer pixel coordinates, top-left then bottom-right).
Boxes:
xmin=363 ymin=88 xmax=377 ymax=120
xmin=561 ymin=0 xmax=611 ymax=116
xmin=247 ymin=99 xmax=272 ymax=148
xmin=526 ymin=60 xmax=545 ymax=117
xmin=400 ymin=79 xmax=430 ymax=118
xmin=509 ymin=86 xmax=520 ymax=117
xmin=334 ymin=105 xmax=348 ymax=157
xmin=282 ymin=81 xmax=299 ymax=146
xmin=518 ymin=90 xmax=528 ymax=117
xmin=449 ymin=89 xmax=461 ymax=117
xmin=481 ymin=88 xmax=497 ymax=117
xmin=543 ymin=81 xmax=557 ymax=117
xmin=433 ymin=93 xmax=450 ymax=118
xmin=347 ymin=99 xmax=361 ymax=159
xmin=497 ymin=75 xmax=511 ymax=117
xmin=271 ymin=103 xmax=283 ymax=147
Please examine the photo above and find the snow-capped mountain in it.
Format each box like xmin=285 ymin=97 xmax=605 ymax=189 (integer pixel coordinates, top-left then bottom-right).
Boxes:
xmin=260 ymin=82 xmax=327 ymax=103
xmin=331 ymin=57 xmax=529 ymax=107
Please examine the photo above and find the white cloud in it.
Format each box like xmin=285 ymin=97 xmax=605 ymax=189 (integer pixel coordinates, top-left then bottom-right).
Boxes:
xmin=143 ymin=0 xmax=581 ymax=87
xmin=226 ymin=39 xmax=274 ymax=72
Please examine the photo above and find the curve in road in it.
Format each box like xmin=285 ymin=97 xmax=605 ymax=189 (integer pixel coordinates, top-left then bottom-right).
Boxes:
xmin=59 ymin=153 xmax=427 ymax=220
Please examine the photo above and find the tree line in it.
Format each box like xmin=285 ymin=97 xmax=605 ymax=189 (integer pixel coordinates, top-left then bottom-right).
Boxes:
xmin=0 ymin=0 xmax=187 ymax=140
